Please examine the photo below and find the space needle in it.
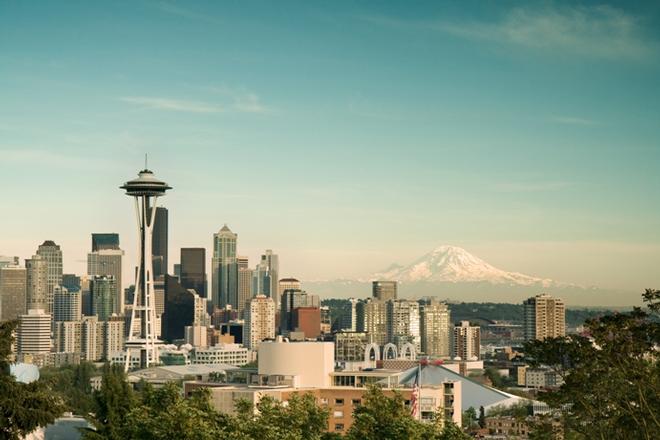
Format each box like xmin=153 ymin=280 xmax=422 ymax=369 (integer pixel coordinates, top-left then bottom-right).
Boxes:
xmin=120 ymin=163 xmax=171 ymax=370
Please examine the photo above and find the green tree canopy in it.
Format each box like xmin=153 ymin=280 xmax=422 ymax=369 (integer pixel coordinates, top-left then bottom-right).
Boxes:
xmin=523 ymin=289 xmax=660 ymax=440
xmin=0 ymin=320 xmax=65 ymax=440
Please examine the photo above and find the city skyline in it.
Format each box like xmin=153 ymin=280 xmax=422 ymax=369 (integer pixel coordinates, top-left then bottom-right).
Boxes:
xmin=1 ymin=1 xmax=660 ymax=296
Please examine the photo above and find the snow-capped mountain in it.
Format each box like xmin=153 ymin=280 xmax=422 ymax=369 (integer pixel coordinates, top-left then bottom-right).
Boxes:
xmin=372 ymin=245 xmax=559 ymax=287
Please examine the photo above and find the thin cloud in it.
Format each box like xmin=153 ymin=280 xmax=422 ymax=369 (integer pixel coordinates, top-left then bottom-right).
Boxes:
xmin=364 ymin=5 xmax=655 ymax=60
xmin=205 ymin=86 xmax=273 ymax=113
xmin=492 ymin=181 xmax=574 ymax=193
xmin=552 ymin=116 xmax=599 ymax=126
xmin=120 ymin=96 xmax=223 ymax=113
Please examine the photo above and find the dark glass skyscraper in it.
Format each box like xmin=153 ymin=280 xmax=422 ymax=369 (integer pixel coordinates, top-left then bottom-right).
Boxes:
xmin=180 ymin=248 xmax=207 ymax=298
xmin=372 ymin=281 xmax=398 ymax=302
xmin=91 ymin=233 xmax=120 ymax=251
xmin=150 ymin=207 xmax=168 ymax=277
xmin=212 ymin=225 xmax=237 ymax=309
xmin=162 ymin=275 xmax=194 ymax=342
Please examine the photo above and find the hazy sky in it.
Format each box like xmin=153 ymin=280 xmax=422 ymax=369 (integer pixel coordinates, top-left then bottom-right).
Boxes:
xmin=1 ymin=1 xmax=659 ymax=294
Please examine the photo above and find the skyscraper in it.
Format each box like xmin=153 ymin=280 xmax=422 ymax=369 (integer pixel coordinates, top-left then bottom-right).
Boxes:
xmin=356 ymin=298 xmax=388 ymax=346
xmin=150 ymin=207 xmax=168 ymax=277
xmin=453 ymin=321 xmax=481 ymax=360
xmin=523 ymin=294 xmax=566 ymax=341
xmin=0 ymin=264 xmax=27 ymax=321
xmin=26 ymin=255 xmax=48 ymax=312
xmin=121 ymin=167 xmax=172 ymax=370
xmin=237 ymin=256 xmax=252 ymax=316
xmin=372 ymin=281 xmax=397 ymax=302
xmin=18 ymin=309 xmax=51 ymax=356
xmin=180 ymin=248 xmax=207 ymax=298
xmin=243 ymin=294 xmax=275 ymax=350
xmin=212 ymin=225 xmax=238 ymax=309
xmin=91 ymin=275 xmax=117 ymax=322
xmin=387 ymin=299 xmax=421 ymax=352
xmin=419 ymin=299 xmax=451 ymax=358
xmin=253 ymin=250 xmax=279 ymax=307
xmin=88 ymin=239 xmax=124 ymax=314
xmin=36 ymin=240 xmax=63 ymax=313
xmin=162 ymin=274 xmax=194 ymax=342
xmin=53 ymin=285 xmax=81 ymax=322
xmin=92 ymin=233 xmax=120 ymax=251
xmin=339 ymin=298 xmax=359 ymax=332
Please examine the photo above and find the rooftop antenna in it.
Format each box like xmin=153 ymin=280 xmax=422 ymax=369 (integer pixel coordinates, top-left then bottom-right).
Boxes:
xmin=144 ymin=153 xmax=148 ymax=170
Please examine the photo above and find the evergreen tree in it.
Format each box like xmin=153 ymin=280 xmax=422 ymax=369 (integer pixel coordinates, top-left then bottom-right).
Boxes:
xmin=82 ymin=363 xmax=136 ymax=439
xmin=524 ymin=289 xmax=660 ymax=440
xmin=0 ymin=320 xmax=65 ymax=440
xmin=478 ymin=406 xmax=486 ymax=428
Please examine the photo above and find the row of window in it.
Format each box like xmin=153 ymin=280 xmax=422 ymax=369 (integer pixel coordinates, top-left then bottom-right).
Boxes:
xmin=321 ymin=398 xmax=362 ymax=406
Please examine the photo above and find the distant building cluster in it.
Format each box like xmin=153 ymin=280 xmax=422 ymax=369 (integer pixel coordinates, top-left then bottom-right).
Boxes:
xmin=0 ymin=166 xmax=568 ymax=434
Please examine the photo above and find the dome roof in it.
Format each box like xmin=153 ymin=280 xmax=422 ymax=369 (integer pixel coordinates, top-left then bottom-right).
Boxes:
xmin=120 ymin=169 xmax=172 ymax=196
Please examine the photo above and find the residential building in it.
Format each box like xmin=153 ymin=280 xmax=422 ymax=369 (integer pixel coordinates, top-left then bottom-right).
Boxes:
xmin=0 ymin=264 xmax=27 ymax=321
xmin=18 ymin=309 xmax=51 ymax=355
xmin=191 ymin=344 xmax=249 ymax=366
xmin=453 ymin=321 xmax=480 ymax=360
xmin=212 ymin=225 xmax=238 ymax=309
xmin=26 ymin=255 xmax=48 ymax=313
xmin=244 ymin=295 xmax=275 ymax=350
xmin=334 ymin=332 xmax=369 ymax=363
xmin=356 ymin=298 xmax=388 ymax=346
xmin=54 ymin=321 xmax=82 ymax=353
xmin=523 ymin=294 xmax=566 ymax=341
xmin=372 ymin=281 xmax=397 ymax=302
xmin=293 ymin=307 xmax=321 ymax=339
xmin=419 ymin=299 xmax=451 ymax=358
xmin=36 ymin=240 xmax=63 ymax=313
xmin=53 ymin=286 xmax=81 ymax=322
xmin=387 ymin=299 xmax=421 ymax=352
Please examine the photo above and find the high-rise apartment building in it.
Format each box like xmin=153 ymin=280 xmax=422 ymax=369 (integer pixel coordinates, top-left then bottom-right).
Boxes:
xmin=387 ymin=299 xmax=421 ymax=352
xmin=18 ymin=309 xmax=51 ymax=355
xmin=253 ymin=250 xmax=279 ymax=306
xmin=54 ymin=321 xmax=82 ymax=353
xmin=243 ymin=294 xmax=275 ymax=350
xmin=150 ymin=207 xmax=168 ymax=277
xmin=103 ymin=315 xmax=125 ymax=360
xmin=523 ymin=294 xmax=566 ymax=341
xmin=26 ymin=255 xmax=48 ymax=312
xmin=91 ymin=275 xmax=117 ymax=321
xmin=212 ymin=225 xmax=238 ymax=309
xmin=356 ymin=298 xmax=388 ymax=346
xmin=0 ymin=264 xmax=27 ymax=321
xmin=237 ymin=256 xmax=252 ymax=316
xmin=88 ymin=244 xmax=124 ymax=314
xmin=36 ymin=240 xmax=63 ymax=313
xmin=453 ymin=321 xmax=480 ymax=360
xmin=278 ymin=278 xmax=301 ymax=297
xmin=81 ymin=315 xmax=101 ymax=362
xmin=372 ymin=281 xmax=397 ymax=302
xmin=180 ymin=248 xmax=207 ymax=298
xmin=419 ymin=299 xmax=451 ymax=358
xmin=53 ymin=286 xmax=81 ymax=322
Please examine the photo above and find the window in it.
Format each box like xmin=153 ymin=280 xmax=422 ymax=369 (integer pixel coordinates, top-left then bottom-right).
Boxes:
xmin=334 ymin=398 xmax=344 ymax=405
xmin=334 ymin=424 xmax=344 ymax=432
xmin=333 ymin=410 xmax=344 ymax=418
xmin=351 ymin=399 xmax=361 ymax=406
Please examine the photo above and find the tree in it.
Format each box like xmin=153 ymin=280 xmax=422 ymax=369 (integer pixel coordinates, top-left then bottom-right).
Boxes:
xmin=82 ymin=363 xmax=136 ymax=439
xmin=523 ymin=289 xmax=660 ymax=440
xmin=462 ymin=406 xmax=477 ymax=429
xmin=232 ymin=393 xmax=329 ymax=440
xmin=0 ymin=320 xmax=65 ymax=440
xmin=40 ymin=361 xmax=96 ymax=415
xmin=478 ymin=406 xmax=486 ymax=428
xmin=123 ymin=382 xmax=231 ymax=439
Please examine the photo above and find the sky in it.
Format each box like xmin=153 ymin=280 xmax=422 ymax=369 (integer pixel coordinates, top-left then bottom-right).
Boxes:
xmin=1 ymin=1 xmax=659 ymax=299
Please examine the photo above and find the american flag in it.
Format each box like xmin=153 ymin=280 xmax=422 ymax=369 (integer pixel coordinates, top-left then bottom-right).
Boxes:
xmin=410 ymin=364 xmax=420 ymax=418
